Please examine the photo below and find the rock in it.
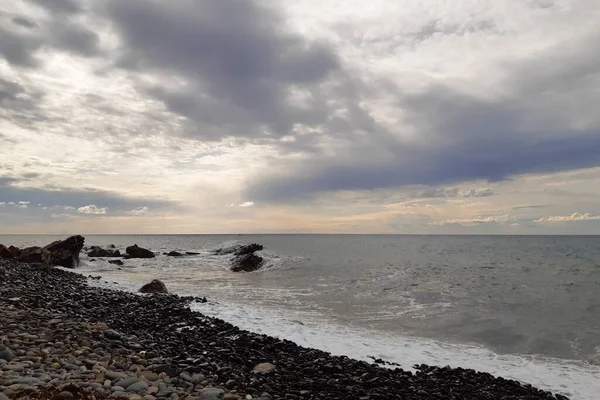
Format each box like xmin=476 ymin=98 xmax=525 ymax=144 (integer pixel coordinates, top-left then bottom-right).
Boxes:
xmin=0 ymin=393 xmax=9 ymax=400
xmin=167 ymin=251 xmax=183 ymax=257
xmin=231 ymin=253 xmax=264 ymax=272
xmin=154 ymin=364 xmax=178 ymax=377
xmin=252 ymin=363 xmax=275 ymax=374
xmin=126 ymin=381 xmax=149 ymax=392
xmin=185 ymin=252 xmax=200 ymax=255
xmin=0 ymin=346 xmax=14 ymax=361
xmin=126 ymin=244 xmax=155 ymax=258
xmin=14 ymin=246 xmax=41 ymax=263
xmin=8 ymin=245 xmax=20 ymax=257
xmin=139 ymin=371 xmax=159 ymax=381
xmin=234 ymin=243 xmax=264 ymax=256
xmin=108 ymin=259 xmax=124 ymax=266
xmin=16 ymin=235 xmax=85 ymax=268
xmin=88 ymin=247 xmax=121 ymax=257
xmin=139 ymin=280 xmax=168 ymax=294
xmin=104 ymin=329 xmax=122 ymax=341
xmin=56 ymin=391 xmax=74 ymax=400
xmin=198 ymin=387 xmax=225 ymax=400
xmin=0 ymin=245 xmax=12 ymax=259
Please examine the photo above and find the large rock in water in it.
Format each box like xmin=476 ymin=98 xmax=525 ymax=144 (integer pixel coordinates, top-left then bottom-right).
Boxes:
xmin=126 ymin=244 xmax=155 ymax=258
xmin=234 ymin=243 xmax=264 ymax=256
xmin=87 ymin=247 xmax=121 ymax=257
xmin=231 ymin=253 xmax=264 ymax=272
xmin=139 ymin=279 xmax=168 ymax=294
xmin=16 ymin=235 xmax=85 ymax=268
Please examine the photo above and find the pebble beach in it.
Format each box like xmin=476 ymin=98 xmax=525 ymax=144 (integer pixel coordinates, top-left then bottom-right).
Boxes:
xmin=1 ymin=260 xmax=571 ymax=400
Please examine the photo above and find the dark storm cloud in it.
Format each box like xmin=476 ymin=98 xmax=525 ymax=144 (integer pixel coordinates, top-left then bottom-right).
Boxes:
xmin=0 ymin=24 xmax=42 ymax=67
xmin=0 ymin=178 xmax=176 ymax=213
xmin=105 ymin=0 xmax=341 ymax=139
xmin=0 ymin=4 xmax=99 ymax=69
xmin=11 ymin=17 xmax=37 ymax=29
xmin=48 ymin=20 xmax=100 ymax=56
xmin=246 ymin=34 xmax=600 ymax=202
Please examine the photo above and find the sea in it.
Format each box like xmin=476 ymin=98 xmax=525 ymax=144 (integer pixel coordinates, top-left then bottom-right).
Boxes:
xmin=2 ymin=234 xmax=599 ymax=399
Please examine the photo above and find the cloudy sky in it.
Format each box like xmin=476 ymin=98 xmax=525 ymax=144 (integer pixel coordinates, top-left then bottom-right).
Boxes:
xmin=1 ymin=0 xmax=599 ymax=234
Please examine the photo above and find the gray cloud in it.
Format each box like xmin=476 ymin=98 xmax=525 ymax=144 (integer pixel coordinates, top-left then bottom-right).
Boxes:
xmin=246 ymin=33 xmax=600 ymax=202
xmin=407 ymin=187 xmax=495 ymax=199
xmin=29 ymin=0 xmax=83 ymax=15
xmin=105 ymin=0 xmax=341 ymax=140
xmin=0 ymin=24 xmax=42 ymax=67
xmin=0 ymin=178 xmax=176 ymax=214
xmin=11 ymin=17 xmax=37 ymax=29
xmin=0 ymin=5 xmax=99 ymax=69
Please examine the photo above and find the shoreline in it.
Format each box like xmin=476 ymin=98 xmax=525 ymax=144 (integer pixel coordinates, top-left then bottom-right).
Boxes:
xmin=1 ymin=260 xmax=570 ymax=400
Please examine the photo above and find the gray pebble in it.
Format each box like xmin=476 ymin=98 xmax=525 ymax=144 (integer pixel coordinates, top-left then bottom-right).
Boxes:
xmin=56 ymin=391 xmax=74 ymax=400
xmin=115 ymin=376 xmax=139 ymax=388
xmin=0 ymin=347 xmax=13 ymax=362
xmin=127 ymin=381 xmax=150 ymax=392
xmin=198 ymin=387 xmax=225 ymax=400
xmin=105 ymin=371 xmax=128 ymax=380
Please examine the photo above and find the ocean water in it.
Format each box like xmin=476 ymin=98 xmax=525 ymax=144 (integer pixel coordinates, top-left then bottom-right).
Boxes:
xmin=2 ymin=234 xmax=600 ymax=399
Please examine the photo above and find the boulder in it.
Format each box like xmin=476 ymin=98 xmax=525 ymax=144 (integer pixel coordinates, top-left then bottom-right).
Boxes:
xmin=8 ymin=245 xmax=20 ymax=258
xmin=139 ymin=279 xmax=168 ymax=294
xmin=108 ymin=259 xmax=124 ymax=266
xmin=231 ymin=253 xmax=264 ymax=272
xmin=17 ymin=246 xmax=42 ymax=263
xmin=234 ymin=243 xmax=264 ymax=256
xmin=126 ymin=244 xmax=155 ymax=258
xmin=0 ymin=245 xmax=12 ymax=259
xmin=167 ymin=251 xmax=183 ymax=257
xmin=16 ymin=235 xmax=85 ymax=268
xmin=87 ymin=247 xmax=121 ymax=257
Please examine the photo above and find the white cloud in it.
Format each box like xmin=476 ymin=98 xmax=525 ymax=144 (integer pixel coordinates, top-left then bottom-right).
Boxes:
xmin=77 ymin=205 xmax=108 ymax=215
xmin=228 ymin=202 xmax=255 ymax=207
xmin=126 ymin=206 xmax=149 ymax=216
xmin=431 ymin=214 xmax=516 ymax=227
xmin=534 ymin=213 xmax=600 ymax=223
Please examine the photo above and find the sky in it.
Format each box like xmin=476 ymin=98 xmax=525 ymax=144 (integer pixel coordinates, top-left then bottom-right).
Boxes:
xmin=1 ymin=0 xmax=600 ymax=234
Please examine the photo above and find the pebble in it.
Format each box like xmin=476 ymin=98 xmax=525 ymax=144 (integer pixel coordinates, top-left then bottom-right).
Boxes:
xmin=198 ymin=387 xmax=225 ymax=400
xmin=0 ymin=348 xmax=13 ymax=362
xmin=126 ymin=380 xmax=150 ymax=392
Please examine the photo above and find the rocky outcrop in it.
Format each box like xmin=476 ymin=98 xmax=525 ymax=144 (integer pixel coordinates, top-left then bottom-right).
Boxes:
xmin=214 ymin=243 xmax=264 ymax=256
xmin=108 ymin=259 xmax=124 ymax=266
xmin=167 ymin=251 xmax=183 ymax=257
xmin=87 ymin=247 xmax=121 ymax=258
xmin=0 ymin=245 xmax=20 ymax=259
xmin=230 ymin=253 xmax=264 ymax=272
xmin=126 ymin=244 xmax=155 ymax=259
xmin=0 ymin=245 xmax=12 ymax=259
xmin=16 ymin=236 xmax=85 ymax=268
xmin=234 ymin=243 xmax=264 ymax=256
xmin=139 ymin=279 xmax=168 ymax=294
xmin=8 ymin=245 xmax=20 ymax=258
